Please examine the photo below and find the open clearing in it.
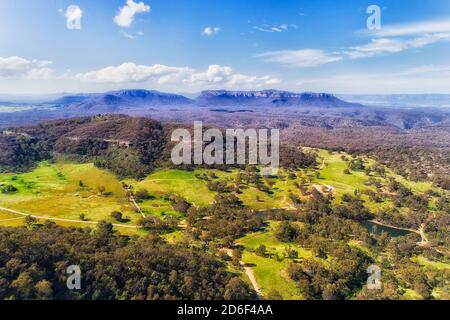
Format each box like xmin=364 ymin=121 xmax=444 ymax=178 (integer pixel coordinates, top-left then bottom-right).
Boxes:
xmin=0 ymin=162 xmax=140 ymax=228
xmin=1 ymin=150 xmax=448 ymax=300
xmin=236 ymin=221 xmax=314 ymax=300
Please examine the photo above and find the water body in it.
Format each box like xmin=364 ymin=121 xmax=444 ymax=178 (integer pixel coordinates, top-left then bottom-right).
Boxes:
xmin=257 ymin=210 xmax=414 ymax=238
xmin=364 ymin=221 xmax=413 ymax=237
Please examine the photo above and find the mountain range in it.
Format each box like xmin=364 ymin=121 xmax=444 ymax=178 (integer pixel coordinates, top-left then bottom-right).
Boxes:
xmin=55 ymin=90 xmax=194 ymax=112
xmin=195 ymin=90 xmax=362 ymax=108
xmin=52 ymin=89 xmax=361 ymax=112
xmin=1 ymin=89 xmax=449 ymax=133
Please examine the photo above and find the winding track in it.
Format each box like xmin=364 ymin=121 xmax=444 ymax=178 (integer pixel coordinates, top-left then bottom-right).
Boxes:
xmin=221 ymin=248 xmax=264 ymax=300
xmin=1 ymin=205 xmax=266 ymax=297
xmin=123 ymin=185 xmax=146 ymax=218
xmin=368 ymin=219 xmax=428 ymax=246
xmin=0 ymin=206 xmax=138 ymax=229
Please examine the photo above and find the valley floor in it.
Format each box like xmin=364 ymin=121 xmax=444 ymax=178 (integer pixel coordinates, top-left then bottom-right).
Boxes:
xmin=0 ymin=149 xmax=448 ymax=300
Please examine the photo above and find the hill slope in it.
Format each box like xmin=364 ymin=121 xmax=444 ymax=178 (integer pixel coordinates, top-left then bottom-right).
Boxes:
xmin=66 ymin=89 xmax=194 ymax=112
xmin=196 ymin=90 xmax=362 ymax=108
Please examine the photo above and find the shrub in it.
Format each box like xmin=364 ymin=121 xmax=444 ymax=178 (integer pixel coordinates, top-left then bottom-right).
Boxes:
xmin=111 ymin=211 xmax=124 ymax=222
xmin=1 ymin=185 xmax=18 ymax=194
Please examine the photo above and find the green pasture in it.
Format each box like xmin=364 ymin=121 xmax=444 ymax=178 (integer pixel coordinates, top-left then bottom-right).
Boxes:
xmin=236 ymin=221 xmax=315 ymax=300
xmin=125 ymin=169 xmax=216 ymax=207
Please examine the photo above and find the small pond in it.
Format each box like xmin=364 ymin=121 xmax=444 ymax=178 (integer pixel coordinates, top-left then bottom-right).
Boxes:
xmin=364 ymin=221 xmax=413 ymax=237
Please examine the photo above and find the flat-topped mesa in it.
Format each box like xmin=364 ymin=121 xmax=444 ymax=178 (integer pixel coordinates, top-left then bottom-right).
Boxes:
xmin=62 ymin=89 xmax=195 ymax=112
xmin=105 ymin=89 xmax=192 ymax=102
xmin=50 ymin=88 xmax=363 ymax=111
xmin=196 ymin=90 xmax=362 ymax=108
xmin=200 ymin=89 xmax=332 ymax=98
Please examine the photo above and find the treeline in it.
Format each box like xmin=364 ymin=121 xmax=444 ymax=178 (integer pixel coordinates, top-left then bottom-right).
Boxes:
xmin=1 ymin=115 xmax=318 ymax=179
xmin=366 ymin=147 xmax=450 ymax=189
xmin=286 ymin=243 xmax=371 ymax=300
xmin=187 ymin=193 xmax=264 ymax=242
xmin=0 ymin=222 xmax=253 ymax=300
xmin=270 ymin=195 xmax=378 ymax=300
xmin=268 ymin=190 xmax=449 ymax=300
xmin=284 ymin=124 xmax=450 ymax=188
xmin=0 ymin=134 xmax=50 ymax=173
xmin=0 ymin=115 xmax=166 ymax=178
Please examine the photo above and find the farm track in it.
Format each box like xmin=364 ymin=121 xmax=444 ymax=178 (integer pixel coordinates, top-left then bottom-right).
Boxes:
xmin=368 ymin=219 xmax=428 ymax=246
xmin=0 ymin=206 xmax=139 ymax=229
xmin=0 ymin=216 xmax=25 ymax=222
xmin=123 ymin=185 xmax=146 ymax=218
xmin=221 ymin=248 xmax=264 ymax=300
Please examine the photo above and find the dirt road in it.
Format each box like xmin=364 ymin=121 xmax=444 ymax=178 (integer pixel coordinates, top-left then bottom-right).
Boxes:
xmin=221 ymin=248 xmax=264 ymax=299
xmin=369 ymin=219 xmax=428 ymax=246
xmin=0 ymin=206 xmax=138 ymax=229
xmin=123 ymin=185 xmax=146 ymax=218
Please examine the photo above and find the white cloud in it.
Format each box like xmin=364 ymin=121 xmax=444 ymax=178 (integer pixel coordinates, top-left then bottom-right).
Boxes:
xmin=399 ymin=64 xmax=450 ymax=77
xmin=259 ymin=17 xmax=450 ymax=68
xmin=345 ymin=17 xmax=450 ymax=59
xmin=295 ymin=65 xmax=450 ymax=94
xmin=260 ymin=20 xmax=450 ymax=68
xmin=26 ymin=68 xmax=55 ymax=80
xmin=76 ymin=63 xmax=190 ymax=83
xmin=258 ymin=49 xmax=342 ymax=68
xmin=120 ymin=30 xmax=137 ymax=39
xmin=370 ymin=17 xmax=450 ymax=37
xmin=253 ymin=24 xmax=297 ymax=33
xmin=114 ymin=0 xmax=150 ymax=28
xmin=0 ymin=56 xmax=31 ymax=77
xmin=0 ymin=56 xmax=279 ymax=91
xmin=345 ymin=33 xmax=450 ymax=59
xmin=0 ymin=56 xmax=53 ymax=78
xmin=75 ymin=62 xmax=279 ymax=89
xmin=120 ymin=30 xmax=144 ymax=39
xmin=202 ymin=27 xmax=220 ymax=36
xmin=261 ymin=34 xmax=449 ymax=67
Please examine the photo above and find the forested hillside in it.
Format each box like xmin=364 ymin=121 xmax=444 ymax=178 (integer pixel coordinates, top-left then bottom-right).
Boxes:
xmin=0 ymin=115 xmax=317 ymax=179
xmin=0 ymin=222 xmax=252 ymax=300
xmin=0 ymin=115 xmax=448 ymax=301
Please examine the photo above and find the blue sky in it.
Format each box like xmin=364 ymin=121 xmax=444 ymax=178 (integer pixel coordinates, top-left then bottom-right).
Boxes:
xmin=1 ymin=0 xmax=450 ymax=94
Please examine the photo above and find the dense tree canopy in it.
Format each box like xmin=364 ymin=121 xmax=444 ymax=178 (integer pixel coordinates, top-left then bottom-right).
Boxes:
xmin=0 ymin=222 xmax=253 ymax=300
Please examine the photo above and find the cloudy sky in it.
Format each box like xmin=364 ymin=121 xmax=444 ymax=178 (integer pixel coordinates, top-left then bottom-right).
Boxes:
xmin=1 ymin=0 xmax=450 ymax=95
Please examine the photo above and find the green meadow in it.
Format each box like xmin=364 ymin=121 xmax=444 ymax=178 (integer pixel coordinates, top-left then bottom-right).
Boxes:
xmin=0 ymin=149 xmax=448 ymax=300
xmin=0 ymin=161 xmax=139 ymax=228
xmin=125 ymin=169 xmax=216 ymax=207
xmin=0 ymin=150 xmax=444 ymax=230
xmin=313 ymin=149 xmax=442 ymax=212
xmin=236 ymin=221 xmax=314 ymax=300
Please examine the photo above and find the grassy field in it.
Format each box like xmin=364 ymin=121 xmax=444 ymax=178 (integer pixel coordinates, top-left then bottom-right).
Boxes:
xmin=0 ymin=150 xmax=445 ymax=231
xmin=127 ymin=168 xmax=301 ymax=211
xmin=125 ymin=169 xmax=216 ymax=207
xmin=241 ymin=251 xmax=303 ymax=299
xmin=0 ymin=211 xmax=25 ymax=227
xmin=0 ymin=161 xmax=140 ymax=228
xmin=236 ymin=221 xmax=314 ymax=299
xmin=312 ymin=149 xmax=443 ymax=212
xmin=315 ymin=150 xmax=371 ymax=195
xmin=163 ymin=230 xmax=186 ymax=244
xmin=0 ymin=151 xmax=444 ymax=230
xmin=0 ymin=151 xmax=448 ymax=300
xmin=411 ymin=256 xmax=450 ymax=271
